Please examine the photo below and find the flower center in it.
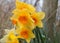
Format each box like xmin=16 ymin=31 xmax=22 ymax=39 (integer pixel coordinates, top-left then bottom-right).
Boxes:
xmin=18 ymin=16 xmax=28 ymax=24
xmin=20 ymin=30 xmax=28 ymax=39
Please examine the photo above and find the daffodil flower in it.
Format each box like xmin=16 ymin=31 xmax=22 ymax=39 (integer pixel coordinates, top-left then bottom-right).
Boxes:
xmin=11 ymin=9 xmax=35 ymax=30
xmin=11 ymin=9 xmax=34 ymax=24
xmin=31 ymin=12 xmax=45 ymax=28
xmin=0 ymin=29 xmax=19 ymax=43
xmin=15 ymin=27 xmax=35 ymax=43
xmin=16 ymin=0 xmax=35 ymax=12
xmin=5 ymin=29 xmax=19 ymax=43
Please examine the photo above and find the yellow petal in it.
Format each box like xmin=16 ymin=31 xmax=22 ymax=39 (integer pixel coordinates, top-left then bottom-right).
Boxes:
xmin=37 ymin=21 xmax=43 ymax=28
xmin=12 ymin=9 xmax=21 ymax=14
xmin=31 ymin=12 xmax=40 ymax=25
xmin=37 ymin=12 xmax=45 ymax=20
xmin=7 ymin=29 xmax=17 ymax=40
xmin=16 ymin=0 xmax=35 ymax=12
xmin=11 ymin=9 xmax=21 ymax=22
xmin=17 ymin=21 xmax=35 ymax=30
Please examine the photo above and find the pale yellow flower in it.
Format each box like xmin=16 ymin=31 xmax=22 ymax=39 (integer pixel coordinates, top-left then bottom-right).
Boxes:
xmin=16 ymin=0 xmax=35 ymax=12
xmin=6 ymin=29 xmax=19 ymax=43
xmin=1 ymin=29 xmax=19 ymax=43
xmin=31 ymin=12 xmax=45 ymax=28
xmin=16 ymin=27 xmax=35 ymax=43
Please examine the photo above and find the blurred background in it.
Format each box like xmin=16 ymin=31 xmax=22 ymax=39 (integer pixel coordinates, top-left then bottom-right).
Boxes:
xmin=0 ymin=0 xmax=60 ymax=43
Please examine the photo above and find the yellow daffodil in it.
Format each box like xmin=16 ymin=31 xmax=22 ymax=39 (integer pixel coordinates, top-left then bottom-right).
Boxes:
xmin=16 ymin=27 xmax=35 ymax=43
xmin=31 ymin=12 xmax=45 ymax=28
xmin=11 ymin=9 xmax=34 ymax=24
xmin=11 ymin=9 xmax=35 ymax=30
xmin=16 ymin=0 xmax=35 ymax=12
xmin=5 ymin=29 xmax=19 ymax=43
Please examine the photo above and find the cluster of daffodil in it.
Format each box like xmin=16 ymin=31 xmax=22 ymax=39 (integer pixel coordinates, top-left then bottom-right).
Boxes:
xmin=0 ymin=0 xmax=45 ymax=43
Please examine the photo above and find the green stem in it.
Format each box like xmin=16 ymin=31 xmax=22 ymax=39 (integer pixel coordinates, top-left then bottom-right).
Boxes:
xmin=36 ymin=27 xmax=44 ymax=43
